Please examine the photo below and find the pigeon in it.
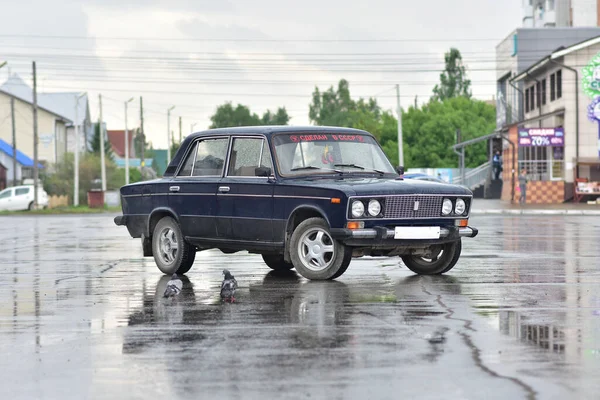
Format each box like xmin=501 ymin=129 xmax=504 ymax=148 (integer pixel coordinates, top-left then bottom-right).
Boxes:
xmin=220 ymin=269 xmax=238 ymax=303
xmin=163 ymin=274 xmax=183 ymax=298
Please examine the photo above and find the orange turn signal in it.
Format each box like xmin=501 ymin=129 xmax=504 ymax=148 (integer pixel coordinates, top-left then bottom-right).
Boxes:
xmin=457 ymin=219 xmax=469 ymax=227
xmin=347 ymin=221 xmax=364 ymax=230
xmin=331 ymin=198 xmax=341 ymax=204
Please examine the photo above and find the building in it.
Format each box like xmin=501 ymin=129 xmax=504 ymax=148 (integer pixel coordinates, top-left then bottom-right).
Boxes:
xmin=496 ymin=27 xmax=600 ymax=128
xmin=0 ymin=138 xmax=42 ymax=187
xmin=499 ymin=35 xmax=600 ymax=203
xmin=107 ymin=129 xmax=137 ymax=160
xmin=523 ymin=0 xmax=600 ymax=28
xmin=0 ymin=74 xmax=91 ymax=165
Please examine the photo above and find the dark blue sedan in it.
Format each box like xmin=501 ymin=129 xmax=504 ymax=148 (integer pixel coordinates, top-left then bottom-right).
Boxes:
xmin=114 ymin=126 xmax=477 ymax=280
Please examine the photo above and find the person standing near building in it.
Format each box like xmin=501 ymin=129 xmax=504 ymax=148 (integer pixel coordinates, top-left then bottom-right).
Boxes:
xmin=493 ymin=151 xmax=503 ymax=180
xmin=519 ymin=168 xmax=528 ymax=204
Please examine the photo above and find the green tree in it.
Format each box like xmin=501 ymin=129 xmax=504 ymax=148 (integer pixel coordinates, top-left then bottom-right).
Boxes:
xmin=401 ymin=97 xmax=495 ymax=168
xmin=309 ymin=79 xmax=356 ymax=126
xmin=90 ymin=123 xmax=114 ymax=158
xmin=209 ymin=102 xmax=290 ymax=128
xmin=432 ymin=48 xmax=472 ymax=101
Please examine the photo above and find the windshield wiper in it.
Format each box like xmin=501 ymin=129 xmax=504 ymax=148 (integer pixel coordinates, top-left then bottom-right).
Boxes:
xmin=291 ymin=165 xmax=342 ymax=173
xmin=334 ymin=163 xmax=385 ymax=175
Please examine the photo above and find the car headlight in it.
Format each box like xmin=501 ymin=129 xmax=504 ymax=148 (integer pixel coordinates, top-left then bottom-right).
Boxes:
xmin=351 ymin=201 xmax=365 ymax=218
xmin=367 ymin=199 xmax=381 ymax=216
xmin=441 ymin=198 xmax=453 ymax=215
xmin=455 ymin=198 xmax=466 ymax=215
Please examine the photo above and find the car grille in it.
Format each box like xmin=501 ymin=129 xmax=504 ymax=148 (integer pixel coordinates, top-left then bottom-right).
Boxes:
xmin=384 ymin=195 xmax=444 ymax=219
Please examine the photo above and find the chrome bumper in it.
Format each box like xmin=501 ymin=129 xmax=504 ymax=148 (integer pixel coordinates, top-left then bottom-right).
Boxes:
xmin=332 ymin=226 xmax=478 ymax=240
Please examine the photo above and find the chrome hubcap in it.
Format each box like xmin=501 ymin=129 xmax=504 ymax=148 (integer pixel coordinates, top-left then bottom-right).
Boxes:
xmin=158 ymin=227 xmax=178 ymax=264
xmin=298 ymin=228 xmax=335 ymax=271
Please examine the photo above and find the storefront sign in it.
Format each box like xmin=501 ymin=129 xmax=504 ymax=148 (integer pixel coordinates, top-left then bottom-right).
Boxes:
xmin=518 ymin=128 xmax=564 ymax=147
xmin=582 ymin=52 xmax=600 ymax=98
xmin=586 ymin=97 xmax=600 ymax=157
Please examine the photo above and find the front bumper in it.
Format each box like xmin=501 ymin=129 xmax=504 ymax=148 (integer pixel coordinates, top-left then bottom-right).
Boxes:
xmin=330 ymin=225 xmax=478 ymax=246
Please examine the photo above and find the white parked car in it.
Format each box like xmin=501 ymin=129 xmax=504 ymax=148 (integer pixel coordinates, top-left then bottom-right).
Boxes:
xmin=0 ymin=185 xmax=49 ymax=211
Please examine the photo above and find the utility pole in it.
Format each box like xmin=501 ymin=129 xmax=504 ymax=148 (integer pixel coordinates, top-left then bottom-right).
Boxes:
xmin=32 ymin=61 xmax=39 ymax=209
xmin=124 ymin=97 xmax=134 ymax=185
xmin=99 ymin=94 xmax=106 ymax=192
xmin=10 ymin=97 xmax=17 ymax=186
xmin=179 ymin=116 xmax=182 ymax=144
xmin=167 ymin=106 xmax=175 ymax=164
xmin=396 ymin=84 xmax=404 ymax=167
xmin=74 ymin=93 xmax=85 ymax=206
xmin=140 ymin=97 xmax=145 ymax=167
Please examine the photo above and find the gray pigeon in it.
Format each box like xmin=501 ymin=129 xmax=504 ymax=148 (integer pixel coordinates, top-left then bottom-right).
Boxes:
xmin=163 ymin=274 xmax=183 ymax=298
xmin=220 ymin=269 xmax=238 ymax=303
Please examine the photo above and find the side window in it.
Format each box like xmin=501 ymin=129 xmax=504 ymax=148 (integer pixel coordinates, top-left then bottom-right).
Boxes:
xmin=0 ymin=189 xmax=12 ymax=199
xmin=228 ymin=138 xmax=272 ymax=177
xmin=193 ymin=138 xmax=229 ymax=176
xmin=15 ymin=188 xmax=30 ymax=196
xmin=177 ymin=142 xmax=197 ymax=177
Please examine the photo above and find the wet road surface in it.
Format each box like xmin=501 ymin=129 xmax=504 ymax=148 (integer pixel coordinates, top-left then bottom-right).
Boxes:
xmin=1 ymin=215 xmax=599 ymax=399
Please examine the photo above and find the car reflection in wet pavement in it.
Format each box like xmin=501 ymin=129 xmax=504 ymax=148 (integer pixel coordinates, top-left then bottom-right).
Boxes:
xmin=0 ymin=215 xmax=599 ymax=399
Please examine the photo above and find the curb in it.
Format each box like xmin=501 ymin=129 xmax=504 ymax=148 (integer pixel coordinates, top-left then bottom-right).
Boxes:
xmin=471 ymin=209 xmax=600 ymax=216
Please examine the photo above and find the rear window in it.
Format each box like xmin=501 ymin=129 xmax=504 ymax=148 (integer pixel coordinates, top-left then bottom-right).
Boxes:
xmin=15 ymin=188 xmax=30 ymax=196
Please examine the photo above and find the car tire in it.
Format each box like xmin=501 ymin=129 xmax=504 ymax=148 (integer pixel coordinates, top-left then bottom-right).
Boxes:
xmin=401 ymin=240 xmax=461 ymax=275
xmin=28 ymin=202 xmax=34 ymax=211
xmin=289 ymin=217 xmax=352 ymax=280
xmin=152 ymin=216 xmax=196 ymax=275
xmin=438 ymin=239 xmax=461 ymax=274
xmin=262 ymin=254 xmax=294 ymax=271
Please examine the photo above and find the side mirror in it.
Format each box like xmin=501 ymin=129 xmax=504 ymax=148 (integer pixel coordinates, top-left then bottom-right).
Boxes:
xmin=396 ymin=165 xmax=404 ymax=179
xmin=255 ymin=166 xmax=272 ymax=177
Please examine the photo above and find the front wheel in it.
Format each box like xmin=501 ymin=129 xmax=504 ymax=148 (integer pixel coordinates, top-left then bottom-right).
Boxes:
xmin=152 ymin=216 xmax=196 ymax=275
xmin=289 ymin=218 xmax=352 ymax=280
xmin=401 ymin=240 xmax=461 ymax=275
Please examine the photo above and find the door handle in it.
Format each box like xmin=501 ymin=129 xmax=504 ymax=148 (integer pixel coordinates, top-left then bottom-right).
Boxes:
xmin=218 ymin=186 xmax=230 ymax=193
xmin=169 ymin=186 xmax=180 ymax=193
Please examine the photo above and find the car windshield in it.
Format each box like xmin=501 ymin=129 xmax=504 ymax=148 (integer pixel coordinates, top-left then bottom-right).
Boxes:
xmin=272 ymin=133 xmax=396 ymax=176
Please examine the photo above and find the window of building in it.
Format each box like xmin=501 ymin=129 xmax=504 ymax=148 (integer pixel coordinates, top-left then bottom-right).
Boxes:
xmin=525 ymin=88 xmax=530 ymax=113
xmin=536 ymin=81 xmax=541 ymax=108
xmin=550 ymin=73 xmax=556 ymax=101
xmin=556 ymin=69 xmax=562 ymax=99
xmin=541 ymin=79 xmax=547 ymax=105
xmin=530 ymin=85 xmax=536 ymax=111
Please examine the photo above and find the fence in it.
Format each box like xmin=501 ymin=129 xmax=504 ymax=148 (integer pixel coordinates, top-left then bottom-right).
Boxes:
xmin=48 ymin=195 xmax=69 ymax=208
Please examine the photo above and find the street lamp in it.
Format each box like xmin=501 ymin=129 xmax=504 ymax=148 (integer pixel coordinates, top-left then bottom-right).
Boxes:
xmin=74 ymin=92 xmax=86 ymax=207
xmin=124 ymin=97 xmax=134 ymax=185
xmin=167 ymin=106 xmax=175 ymax=164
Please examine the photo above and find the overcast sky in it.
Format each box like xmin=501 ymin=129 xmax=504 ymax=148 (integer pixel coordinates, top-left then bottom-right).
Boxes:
xmin=1 ymin=0 xmax=522 ymax=149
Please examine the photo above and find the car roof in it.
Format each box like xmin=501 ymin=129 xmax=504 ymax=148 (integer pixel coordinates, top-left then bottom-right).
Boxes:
xmin=188 ymin=125 xmax=372 ymax=139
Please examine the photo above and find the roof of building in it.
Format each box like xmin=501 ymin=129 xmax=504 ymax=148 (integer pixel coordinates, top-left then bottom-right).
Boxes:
xmin=107 ymin=130 xmax=136 ymax=158
xmin=512 ymin=34 xmax=600 ymax=82
xmin=0 ymin=138 xmax=44 ymax=168
xmin=0 ymin=74 xmax=88 ymax=125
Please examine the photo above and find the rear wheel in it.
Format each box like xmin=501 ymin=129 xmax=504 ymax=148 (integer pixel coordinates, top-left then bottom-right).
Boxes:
xmin=28 ymin=202 xmax=34 ymax=211
xmin=401 ymin=240 xmax=461 ymax=275
xmin=262 ymin=254 xmax=294 ymax=271
xmin=289 ymin=218 xmax=352 ymax=280
xmin=152 ymin=216 xmax=196 ymax=275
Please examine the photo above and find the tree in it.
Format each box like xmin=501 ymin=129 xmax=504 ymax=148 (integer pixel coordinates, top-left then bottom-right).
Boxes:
xmin=401 ymin=97 xmax=495 ymax=168
xmin=432 ymin=48 xmax=472 ymax=101
xmin=209 ymin=102 xmax=290 ymax=128
xmin=309 ymin=79 xmax=356 ymax=126
xmin=90 ymin=122 xmax=113 ymax=158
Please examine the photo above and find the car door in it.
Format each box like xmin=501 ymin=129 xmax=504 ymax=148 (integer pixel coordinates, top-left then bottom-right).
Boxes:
xmin=0 ymin=188 xmax=13 ymax=211
xmin=168 ymin=136 xmax=230 ymax=240
xmin=14 ymin=187 xmax=31 ymax=211
xmin=217 ymin=136 xmax=275 ymax=242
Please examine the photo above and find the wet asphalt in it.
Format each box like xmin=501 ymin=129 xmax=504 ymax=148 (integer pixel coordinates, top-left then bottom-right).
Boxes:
xmin=0 ymin=215 xmax=599 ymax=400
